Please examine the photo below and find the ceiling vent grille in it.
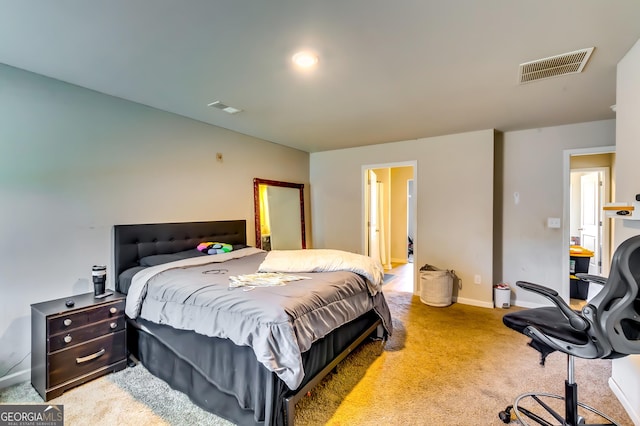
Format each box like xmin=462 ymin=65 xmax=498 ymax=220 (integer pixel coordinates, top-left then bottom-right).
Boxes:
xmin=518 ymin=47 xmax=594 ymax=84
xmin=207 ymin=100 xmax=242 ymax=114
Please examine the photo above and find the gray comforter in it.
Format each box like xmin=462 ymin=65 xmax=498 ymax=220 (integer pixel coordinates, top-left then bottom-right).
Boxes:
xmin=125 ymin=248 xmax=392 ymax=389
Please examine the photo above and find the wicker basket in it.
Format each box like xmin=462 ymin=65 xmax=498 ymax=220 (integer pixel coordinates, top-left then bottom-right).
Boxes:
xmin=419 ymin=266 xmax=454 ymax=307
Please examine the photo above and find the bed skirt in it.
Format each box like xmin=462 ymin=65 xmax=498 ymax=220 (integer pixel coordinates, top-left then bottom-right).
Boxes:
xmin=127 ymin=310 xmax=382 ymax=425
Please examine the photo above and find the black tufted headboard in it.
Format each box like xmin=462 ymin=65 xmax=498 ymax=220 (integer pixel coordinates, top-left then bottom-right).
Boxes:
xmin=113 ymin=220 xmax=246 ymax=292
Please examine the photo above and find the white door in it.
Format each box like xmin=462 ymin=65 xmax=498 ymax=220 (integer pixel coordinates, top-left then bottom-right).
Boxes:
xmin=367 ymin=170 xmax=380 ymax=261
xmin=579 ymin=172 xmax=601 ymax=274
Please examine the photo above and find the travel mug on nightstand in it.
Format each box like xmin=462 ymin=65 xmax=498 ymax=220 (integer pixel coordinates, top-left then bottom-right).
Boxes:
xmin=92 ymin=265 xmax=106 ymax=296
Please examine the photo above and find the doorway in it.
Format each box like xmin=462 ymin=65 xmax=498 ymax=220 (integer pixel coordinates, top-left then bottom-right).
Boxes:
xmin=564 ymin=147 xmax=615 ymax=302
xmin=363 ymin=162 xmax=417 ymax=291
xmin=569 ymin=167 xmax=611 ymax=276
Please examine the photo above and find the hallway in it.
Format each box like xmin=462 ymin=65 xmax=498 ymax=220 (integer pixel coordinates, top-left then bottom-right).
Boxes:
xmin=385 ymin=262 xmax=414 ymax=293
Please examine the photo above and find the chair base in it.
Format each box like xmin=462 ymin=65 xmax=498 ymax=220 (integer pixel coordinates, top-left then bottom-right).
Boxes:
xmin=498 ymin=392 xmax=619 ymax=426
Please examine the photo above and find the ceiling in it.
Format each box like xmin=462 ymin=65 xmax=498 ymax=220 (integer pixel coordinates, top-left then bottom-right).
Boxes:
xmin=1 ymin=1 xmax=640 ymax=153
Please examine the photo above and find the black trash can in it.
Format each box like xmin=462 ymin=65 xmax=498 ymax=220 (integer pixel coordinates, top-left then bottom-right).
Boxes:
xmin=569 ymin=245 xmax=594 ymax=274
xmin=569 ymin=246 xmax=594 ymax=300
xmin=570 ymin=276 xmax=589 ymax=300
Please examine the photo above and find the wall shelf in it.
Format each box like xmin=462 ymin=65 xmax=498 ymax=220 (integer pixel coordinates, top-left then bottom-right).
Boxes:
xmin=604 ymin=201 xmax=640 ymax=220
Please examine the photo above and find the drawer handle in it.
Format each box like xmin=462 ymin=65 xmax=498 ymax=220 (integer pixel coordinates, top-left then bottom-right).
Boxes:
xmin=64 ymin=335 xmax=72 ymax=344
xmin=110 ymin=322 xmax=118 ymax=329
xmin=109 ymin=307 xmax=117 ymax=314
xmin=63 ymin=319 xmax=72 ymax=326
xmin=76 ymin=348 xmax=106 ymax=364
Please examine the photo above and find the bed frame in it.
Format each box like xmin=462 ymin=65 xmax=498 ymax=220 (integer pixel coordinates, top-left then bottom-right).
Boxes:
xmin=113 ymin=220 xmax=383 ymax=425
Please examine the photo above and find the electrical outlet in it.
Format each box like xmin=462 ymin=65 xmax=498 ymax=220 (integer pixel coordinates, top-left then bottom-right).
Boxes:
xmin=474 ymin=275 xmax=481 ymax=284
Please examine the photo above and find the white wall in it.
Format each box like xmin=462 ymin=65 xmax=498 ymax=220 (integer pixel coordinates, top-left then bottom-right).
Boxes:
xmin=613 ymin=44 xmax=640 ymax=244
xmin=500 ymin=120 xmax=615 ymax=307
xmin=310 ymin=130 xmax=495 ymax=307
xmin=0 ymin=64 xmax=309 ymax=387
xmin=610 ymin=38 xmax=640 ymax=426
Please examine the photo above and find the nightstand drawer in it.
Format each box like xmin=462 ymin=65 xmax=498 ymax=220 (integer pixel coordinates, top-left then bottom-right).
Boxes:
xmin=48 ymin=300 xmax=125 ymax=335
xmin=49 ymin=317 xmax=126 ymax=352
xmin=49 ymin=330 xmax=126 ymax=387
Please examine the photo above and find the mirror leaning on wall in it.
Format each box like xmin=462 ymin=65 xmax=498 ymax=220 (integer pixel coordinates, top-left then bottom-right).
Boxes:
xmin=253 ymin=178 xmax=306 ymax=250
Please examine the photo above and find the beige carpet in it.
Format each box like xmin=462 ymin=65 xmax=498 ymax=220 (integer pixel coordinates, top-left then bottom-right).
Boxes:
xmin=297 ymin=290 xmax=633 ymax=425
xmin=1 ymin=287 xmax=634 ymax=425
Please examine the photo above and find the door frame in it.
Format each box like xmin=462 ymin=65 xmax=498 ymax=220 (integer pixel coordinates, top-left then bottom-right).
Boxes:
xmin=562 ymin=146 xmax=615 ymax=299
xmin=365 ymin=169 xmax=380 ymax=263
xmin=362 ymin=160 xmax=418 ymax=292
xmin=571 ymin=167 xmax=611 ymax=276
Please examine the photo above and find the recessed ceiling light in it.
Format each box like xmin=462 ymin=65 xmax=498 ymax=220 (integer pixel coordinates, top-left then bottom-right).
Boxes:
xmin=292 ymin=51 xmax=319 ymax=68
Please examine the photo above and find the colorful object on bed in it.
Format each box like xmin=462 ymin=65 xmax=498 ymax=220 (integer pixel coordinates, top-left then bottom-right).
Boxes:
xmin=197 ymin=242 xmax=233 ymax=255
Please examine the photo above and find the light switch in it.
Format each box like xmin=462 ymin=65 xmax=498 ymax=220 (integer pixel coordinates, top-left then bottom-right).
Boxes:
xmin=547 ymin=217 xmax=561 ymax=228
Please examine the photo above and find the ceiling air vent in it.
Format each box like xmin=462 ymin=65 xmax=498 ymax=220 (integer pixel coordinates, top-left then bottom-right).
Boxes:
xmin=518 ymin=47 xmax=594 ymax=84
xmin=207 ymin=100 xmax=242 ymax=114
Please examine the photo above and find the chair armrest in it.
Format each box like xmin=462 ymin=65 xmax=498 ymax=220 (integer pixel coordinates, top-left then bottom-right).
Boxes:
xmin=516 ymin=281 xmax=589 ymax=331
xmin=516 ymin=280 xmax=559 ymax=298
xmin=575 ymin=273 xmax=607 ymax=286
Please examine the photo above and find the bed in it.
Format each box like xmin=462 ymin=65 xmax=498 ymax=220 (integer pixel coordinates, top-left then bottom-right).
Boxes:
xmin=114 ymin=220 xmax=392 ymax=426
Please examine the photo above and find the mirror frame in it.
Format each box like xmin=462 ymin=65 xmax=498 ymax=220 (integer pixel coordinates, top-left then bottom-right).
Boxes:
xmin=253 ymin=178 xmax=306 ymax=250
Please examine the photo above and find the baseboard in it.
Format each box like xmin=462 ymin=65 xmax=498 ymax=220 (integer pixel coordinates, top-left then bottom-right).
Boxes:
xmin=390 ymin=257 xmax=408 ymax=264
xmin=512 ymin=300 xmax=548 ymax=309
xmin=0 ymin=368 xmax=30 ymax=390
xmin=454 ymin=297 xmax=494 ymax=309
xmin=609 ymin=376 xmax=640 ymax=426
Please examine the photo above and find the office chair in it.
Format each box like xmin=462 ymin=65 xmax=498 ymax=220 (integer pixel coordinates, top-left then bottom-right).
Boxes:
xmin=498 ymin=235 xmax=640 ymax=426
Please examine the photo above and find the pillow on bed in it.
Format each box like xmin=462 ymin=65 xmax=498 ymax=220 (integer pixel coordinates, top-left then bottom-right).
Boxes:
xmin=197 ymin=242 xmax=233 ymax=255
xmin=139 ymin=249 xmax=207 ymax=267
xmin=117 ymin=266 xmax=147 ymax=294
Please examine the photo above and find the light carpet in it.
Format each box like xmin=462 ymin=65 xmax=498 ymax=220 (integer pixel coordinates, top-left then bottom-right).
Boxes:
xmin=0 ymin=289 xmax=634 ymax=425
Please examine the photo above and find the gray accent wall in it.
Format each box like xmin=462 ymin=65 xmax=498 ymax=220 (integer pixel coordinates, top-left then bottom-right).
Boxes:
xmin=501 ymin=120 xmax=616 ymax=307
xmin=0 ymin=64 xmax=309 ymax=387
xmin=310 ymin=130 xmax=495 ymax=307
xmin=310 ymin=120 xmax=617 ymax=313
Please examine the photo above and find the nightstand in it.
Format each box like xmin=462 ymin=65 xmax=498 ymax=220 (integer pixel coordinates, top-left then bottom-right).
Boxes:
xmin=31 ymin=292 xmax=127 ymax=401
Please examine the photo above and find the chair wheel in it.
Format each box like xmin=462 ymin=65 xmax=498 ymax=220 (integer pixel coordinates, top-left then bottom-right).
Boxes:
xmin=498 ymin=405 xmax=512 ymax=423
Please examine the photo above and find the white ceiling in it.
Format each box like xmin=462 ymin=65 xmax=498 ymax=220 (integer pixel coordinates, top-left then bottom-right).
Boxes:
xmin=2 ymin=1 xmax=640 ymax=153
